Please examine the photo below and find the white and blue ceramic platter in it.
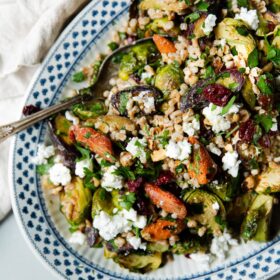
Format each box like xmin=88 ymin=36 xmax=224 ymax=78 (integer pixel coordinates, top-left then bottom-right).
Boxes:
xmin=9 ymin=1 xmax=280 ymax=279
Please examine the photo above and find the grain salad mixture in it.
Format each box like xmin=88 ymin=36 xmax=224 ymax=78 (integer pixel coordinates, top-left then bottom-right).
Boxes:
xmin=34 ymin=0 xmax=280 ymax=273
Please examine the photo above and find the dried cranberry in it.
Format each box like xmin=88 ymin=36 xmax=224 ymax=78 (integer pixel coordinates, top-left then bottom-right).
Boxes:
xmin=203 ymin=84 xmax=232 ymax=106
xmin=258 ymin=94 xmax=273 ymax=110
xmin=239 ymin=119 xmax=256 ymax=143
xmin=267 ymin=21 xmax=276 ymax=32
xmin=127 ymin=177 xmax=143 ymax=192
xmin=258 ymin=134 xmax=271 ymax=148
xmin=134 ymin=195 xmax=151 ymax=216
xmin=156 ymin=171 xmax=174 ymax=186
xmin=22 ymin=104 xmax=40 ymax=116
xmin=69 ymin=130 xmax=76 ymax=142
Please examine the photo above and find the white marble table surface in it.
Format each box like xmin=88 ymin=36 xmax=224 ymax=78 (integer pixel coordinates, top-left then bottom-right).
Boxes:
xmin=1 ymin=213 xmax=280 ymax=280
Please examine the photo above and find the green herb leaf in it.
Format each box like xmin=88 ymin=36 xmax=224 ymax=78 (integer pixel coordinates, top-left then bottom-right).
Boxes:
xmin=231 ymin=47 xmax=238 ymax=56
xmin=72 ymin=71 xmax=86 ymax=83
xmin=113 ymin=166 xmax=135 ymax=180
xmin=256 ymin=75 xmax=273 ymax=95
xmin=83 ymin=168 xmax=100 ymax=190
xmin=221 ymin=95 xmax=236 ymax=115
xmin=76 ymin=145 xmax=91 ymax=161
xmin=120 ymin=193 xmax=136 ymax=210
xmin=108 ymin=42 xmax=119 ymax=51
xmin=119 ymin=92 xmax=129 ymax=115
xmin=37 ymin=157 xmax=55 ymax=176
xmin=185 ymin=12 xmax=200 ymax=23
xmin=248 ymin=48 xmax=259 ymax=68
xmin=237 ymin=0 xmax=248 ymax=7
xmin=255 ymin=115 xmax=273 ymax=133
xmin=236 ymin=26 xmax=249 ymax=36
xmin=118 ymin=32 xmax=127 ymax=41
xmin=158 ymin=130 xmax=170 ymax=148
xmin=196 ymin=1 xmax=209 ymax=11
xmin=175 ymin=163 xmax=185 ymax=174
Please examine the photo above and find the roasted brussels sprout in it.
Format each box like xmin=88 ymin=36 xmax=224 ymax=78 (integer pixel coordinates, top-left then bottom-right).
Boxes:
xmin=147 ymin=241 xmax=169 ymax=253
xmin=91 ymin=189 xmax=120 ymax=218
xmin=241 ymin=194 xmax=274 ymax=242
xmin=150 ymin=17 xmax=180 ymax=37
xmin=72 ymin=100 xmax=107 ymax=120
xmin=60 ymin=177 xmax=92 ymax=225
xmin=84 ymin=115 xmax=136 ymax=134
xmin=155 ymin=63 xmax=184 ymax=92
xmin=119 ymin=41 xmax=158 ymax=80
xmin=242 ymin=77 xmax=256 ymax=109
xmin=172 ymin=238 xmax=208 ymax=255
xmin=215 ymin=18 xmax=257 ymax=60
xmin=191 ymin=13 xmax=208 ymax=39
xmin=207 ymin=174 xmax=241 ymax=202
xmin=111 ymin=85 xmax=162 ymax=116
xmin=104 ymin=247 xmax=163 ymax=273
xmin=255 ymin=163 xmax=280 ymax=194
xmin=48 ymin=114 xmax=77 ymax=170
xmin=139 ymin=0 xmax=190 ymax=13
xmin=183 ymin=189 xmax=226 ymax=235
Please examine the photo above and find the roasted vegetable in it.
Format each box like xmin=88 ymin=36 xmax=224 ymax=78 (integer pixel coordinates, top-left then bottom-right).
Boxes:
xmin=216 ymin=70 xmax=245 ymax=92
xmin=172 ymin=238 xmax=208 ymax=255
xmin=255 ymin=163 xmax=280 ymax=193
xmin=241 ymin=194 xmax=274 ymax=241
xmin=72 ymin=100 xmax=107 ymax=120
xmin=119 ymin=40 xmax=158 ymax=80
xmin=215 ymin=18 xmax=257 ymax=60
xmin=192 ymin=13 xmax=208 ymax=39
xmin=207 ymin=174 xmax=241 ymax=202
xmin=105 ymin=247 xmax=162 ymax=273
xmin=150 ymin=18 xmax=180 ymax=37
xmin=91 ymin=188 xmax=115 ymax=217
xmin=60 ymin=177 xmax=92 ymax=225
xmin=48 ymin=115 xmax=77 ymax=170
xmin=155 ymin=63 xmax=184 ymax=92
xmin=139 ymin=0 xmax=190 ymax=13
xmin=141 ymin=219 xmax=185 ymax=241
xmin=72 ymin=126 xmax=115 ymax=162
xmin=111 ymin=85 xmax=162 ymax=116
xmin=242 ymin=77 xmax=256 ymax=109
xmin=153 ymin=35 xmax=177 ymax=54
xmin=187 ymin=137 xmax=217 ymax=185
xmin=184 ymin=189 xmax=226 ymax=235
xmin=147 ymin=241 xmax=169 ymax=252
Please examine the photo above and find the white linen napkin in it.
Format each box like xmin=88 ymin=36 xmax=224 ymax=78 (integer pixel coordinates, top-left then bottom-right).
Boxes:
xmin=0 ymin=0 xmax=88 ymax=221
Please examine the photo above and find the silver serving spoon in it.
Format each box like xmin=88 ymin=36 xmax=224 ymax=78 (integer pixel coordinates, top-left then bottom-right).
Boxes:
xmin=0 ymin=37 xmax=152 ymax=144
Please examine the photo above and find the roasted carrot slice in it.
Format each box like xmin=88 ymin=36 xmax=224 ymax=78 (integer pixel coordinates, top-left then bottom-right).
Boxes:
xmin=145 ymin=183 xmax=187 ymax=219
xmin=72 ymin=126 xmax=115 ymax=162
xmin=187 ymin=136 xmax=217 ymax=185
xmin=153 ymin=34 xmax=177 ymax=54
xmin=141 ymin=219 xmax=185 ymax=241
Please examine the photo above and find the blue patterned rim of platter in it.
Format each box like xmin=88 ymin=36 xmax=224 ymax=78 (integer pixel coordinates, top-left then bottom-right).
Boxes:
xmin=9 ymin=0 xmax=280 ymax=279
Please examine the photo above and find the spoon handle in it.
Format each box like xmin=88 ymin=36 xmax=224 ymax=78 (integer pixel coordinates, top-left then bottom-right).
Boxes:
xmin=0 ymin=95 xmax=83 ymax=144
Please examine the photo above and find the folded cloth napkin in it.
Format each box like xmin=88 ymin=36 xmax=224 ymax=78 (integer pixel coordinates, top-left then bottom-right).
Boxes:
xmin=0 ymin=0 xmax=88 ymax=221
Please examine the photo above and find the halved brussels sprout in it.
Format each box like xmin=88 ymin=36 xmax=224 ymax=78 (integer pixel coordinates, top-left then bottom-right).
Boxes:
xmin=147 ymin=241 xmax=169 ymax=253
xmin=242 ymin=77 xmax=256 ymax=109
xmin=72 ymin=100 xmax=107 ymax=120
xmin=216 ymin=70 xmax=245 ymax=92
xmin=241 ymin=194 xmax=274 ymax=242
xmin=192 ymin=13 xmax=208 ymax=39
xmin=139 ymin=0 xmax=190 ymax=13
xmin=150 ymin=17 xmax=180 ymax=37
xmin=207 ymin=174 xmax=241 ymax=202
xmin=155 ymin=63 xmax=184 ymax=92
xmin=84 ymin=115 xmax=136 ymax=134
xmin=119 ymin=41 xmax=158 ymax=80
xmin=255 ymin=163 xmax=280 ymax=193
xmin=172 ymin=238 xmax=208 ymax=255
xmin=91 ymin=189 xmax=120 ymax=218
xmin=60 ymin=177 xmax=92 ymax=225
xmin=215 ymin=18 xmax=256 ymax=60
xmin=111 ymin=85 xmax=162 ymax=116
xmin=104 ymin=247 xmax=162 ymax=273
xmin=183 ymin=190 xmax=226 ymax=235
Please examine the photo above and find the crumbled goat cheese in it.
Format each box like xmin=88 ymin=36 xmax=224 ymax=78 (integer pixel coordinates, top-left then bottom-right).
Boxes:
xmin=49 ymin=163 xmax=71 ymax=186
xmin=101 ymin=165 xmax=123 ymax=191
xmin=133 ymin=92 xmax=155 ymax=114
xmin=68 ymin=231 xmax=86 ymax=245
xmin=75 ymin=158 xmax=93 ymax=178
xmin=33 ymin=144 xmax=55 ymax=165
xmin=202 ymin=103 xmax=240 ymax=133
xmin=235 ymin=8 xmax=259 ymax=30
xmin=126 ymin=137 xmax=147 ymax=164
xmin=212 ymin=202 xmax=220 ymax=211
xmin=207 ymin=143 xmax=222 ymax=156
xmin=210 ymin=231 xmax=238 ymax=260
xmin=202 ymin=14 xmax=217 ymax=35
xmin=165 ymin=140 xmax=192 ymax=161
xmin=271 ymin=118 xmax=278 ymax=132
xmin=65 ymin=110 xmax=79 ymax=125
xmin=183 ymin=118 xmax=200 ymax=136
xmin=93 ymin=209 xmax=147 ymax=241
xmin=222 ymin=151 xmax=241 ymax=177
xmin=127 ymin=236 xmax=146 ymax=250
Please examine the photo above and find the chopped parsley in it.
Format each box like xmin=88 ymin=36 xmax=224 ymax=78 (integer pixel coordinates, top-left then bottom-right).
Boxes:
xmin=112 ymin=166 xmax=135 ymax=180
xmin=120 ymin=193 xmax=136 ymax=210
xmin=236 ymin=26 xmax=249 ymax=36
xmin=108 ymin=42 xmax=119 ymax=51
xmin=185 ymin=12 xmax=200 ymax=23
xmin=158 ymin=130 xmax=170 ymax=148
xmin=248 ymin=48 xmax=259 ymax=68
xmin=72 ymin=71 xmax=86 ymax=83
xmin=221 ymin=95 xmax=236 ymax=115
xmin=76 ymin=145 xmax=91 ymax=161
xmin=37 ymin=157 xmax=54 ymax=176
xmin=255 ymin=115 xmax=273 ymax=133
xmin=257 ymin=75 xmax=273 ymax=95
